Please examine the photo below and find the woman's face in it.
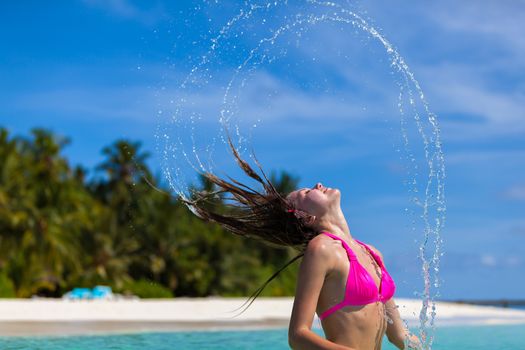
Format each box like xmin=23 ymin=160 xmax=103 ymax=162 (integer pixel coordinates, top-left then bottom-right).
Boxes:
xmin=286 ymin=182 xmax=340 ymax=218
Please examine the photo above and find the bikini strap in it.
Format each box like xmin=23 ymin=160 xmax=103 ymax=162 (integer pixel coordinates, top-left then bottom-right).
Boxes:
xmin=355 ymin=239 xmax=385 ymax=268
xmin=321 ymin=231 xmax=357 ymax=261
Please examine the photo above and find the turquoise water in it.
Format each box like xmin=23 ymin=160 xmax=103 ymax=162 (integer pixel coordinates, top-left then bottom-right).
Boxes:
xmin=1 ymin=325 xmax=524 ymax=349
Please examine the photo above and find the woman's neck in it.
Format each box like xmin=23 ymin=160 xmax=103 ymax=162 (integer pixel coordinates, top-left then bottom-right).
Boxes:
xmin=315 ymin=209 xmax=353 ymax=240
xmin=319 ymin=225 xmax=352 ymax=240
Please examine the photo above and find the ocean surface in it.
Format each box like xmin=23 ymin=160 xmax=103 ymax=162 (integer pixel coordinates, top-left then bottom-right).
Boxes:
xmin=1 ymin=324 xmax=524 ymax=349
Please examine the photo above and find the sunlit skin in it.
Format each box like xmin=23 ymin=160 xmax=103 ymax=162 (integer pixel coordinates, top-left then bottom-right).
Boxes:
xmin=286 ymin=183 xmax=420 ymax=350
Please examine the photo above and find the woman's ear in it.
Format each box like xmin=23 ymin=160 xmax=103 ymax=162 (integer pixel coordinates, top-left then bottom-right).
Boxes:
xmin=303 ymin=214 xmax=316 ymax=226
xmin=293 ymin=209 xmax=316 ymax=226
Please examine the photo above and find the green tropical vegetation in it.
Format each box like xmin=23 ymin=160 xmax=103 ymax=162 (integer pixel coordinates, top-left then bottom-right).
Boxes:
xmin=0 ymin=127 xmax=300 ymax=298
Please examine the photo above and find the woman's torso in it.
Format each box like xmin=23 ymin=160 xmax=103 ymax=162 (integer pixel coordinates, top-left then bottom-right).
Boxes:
xmin=315 ymin=233 xmax=391 ymax=350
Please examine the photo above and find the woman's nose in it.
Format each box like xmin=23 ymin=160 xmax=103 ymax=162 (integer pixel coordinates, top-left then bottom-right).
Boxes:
xmin=314 ymin=183 xmax=323 ymax=190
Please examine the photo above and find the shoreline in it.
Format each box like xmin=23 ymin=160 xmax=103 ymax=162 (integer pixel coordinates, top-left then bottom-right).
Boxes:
xmin=1 ymin=298 xmax=525 ymax=337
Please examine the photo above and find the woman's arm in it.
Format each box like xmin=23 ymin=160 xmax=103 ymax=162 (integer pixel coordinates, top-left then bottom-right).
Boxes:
xmin=288 ymin=237 xmax=356 ymax=350
xmin=385 ymin=298 xmax=421 ymax=349
xmin=366 ymin=245 xmax=421 ymax=350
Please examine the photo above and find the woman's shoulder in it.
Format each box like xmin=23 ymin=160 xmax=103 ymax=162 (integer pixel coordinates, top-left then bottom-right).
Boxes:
xmin=306 ymin=234 xmax=331 ymax=252
xmin=299 ymin=234 xmax=336 ymax=274
xmin=304 ymin=234 xmax=334 ymax=258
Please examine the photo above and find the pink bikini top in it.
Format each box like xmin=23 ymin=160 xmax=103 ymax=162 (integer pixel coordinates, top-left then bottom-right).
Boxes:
xmin=318 ymin=231 xmax=396 ymax=320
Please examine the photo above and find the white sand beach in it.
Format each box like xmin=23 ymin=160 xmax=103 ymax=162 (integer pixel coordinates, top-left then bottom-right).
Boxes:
xmin=1 ymin=298 xmax=524 ymax=336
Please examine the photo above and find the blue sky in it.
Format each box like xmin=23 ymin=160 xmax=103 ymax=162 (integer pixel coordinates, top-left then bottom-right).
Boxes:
xmin=1 ymin=1 xmax=524 ymax=301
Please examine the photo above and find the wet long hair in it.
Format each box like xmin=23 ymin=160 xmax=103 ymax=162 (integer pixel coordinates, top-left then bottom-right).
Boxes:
xmin=181 ymin=135 xmax=318 ymax=314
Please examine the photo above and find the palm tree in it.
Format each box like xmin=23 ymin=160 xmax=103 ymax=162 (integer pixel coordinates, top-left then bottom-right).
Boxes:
xmin=270 ymin=170 xmax=300 ymax=196
xmin=86 ymin=140 xmax=152 ymax=290
xmin=0 ymin=128 xmax=22 ymax=274
xmin=1 ymin=129 xmax=89 ymax=296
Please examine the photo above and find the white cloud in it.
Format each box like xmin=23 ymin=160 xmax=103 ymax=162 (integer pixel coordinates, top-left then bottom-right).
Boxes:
xmin=409 ymin=1 xmax=525 ymax=141
xmin=480 ymin=254 xmax=497 ymax=267
xmin=12 ymin=68 xmax=385 ymax=139
xmin=14 ymin=86 xmax=159 ymax=122
xmin=505 ymin=255 xmax=523 ymax=267
xmin=445 ymin=149 xmax=525 ymax=165
xmin=502 ymin=184 xmax=525 ymax=201
xmin=227 ymin=70 xmax=378 ymax=123
xmin=438 ymin=249 xmax=525 ymax=271
xmin=14 ymin=0 xmax=525 ymax=151
xmin=354 ymin=1 xmax=525 ymax=142
xmin=479 ymin=254 xmax=524 ymax=268
xmin=417 ymin=63 xmax=525 ymax=140
xmin=82 ymin=0 xmax=167 ymax=25
xmin=265 ymin=1 xmax=525 ymax=142
xmin=426 ymin=1 xmax=525 ymax=61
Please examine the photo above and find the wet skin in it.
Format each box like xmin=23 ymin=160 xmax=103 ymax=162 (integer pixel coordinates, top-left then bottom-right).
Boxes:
xmin=315 ymin=234 xmax=389 ymax=350
xmin=287 ymin=183 xmax=416 ymax=350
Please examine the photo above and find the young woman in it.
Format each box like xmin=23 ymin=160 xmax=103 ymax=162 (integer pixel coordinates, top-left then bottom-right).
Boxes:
xmin=184 ymin=137 xmax=420 ymax=349
xmin=286 ymin=184 xmax=420 ymax=349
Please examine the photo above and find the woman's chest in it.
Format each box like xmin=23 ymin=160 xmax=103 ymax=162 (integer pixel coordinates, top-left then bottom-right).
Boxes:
xmin=331 ymin=245 xmax=383 ymax=289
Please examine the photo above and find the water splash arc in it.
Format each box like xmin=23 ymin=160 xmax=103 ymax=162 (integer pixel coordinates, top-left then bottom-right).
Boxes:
xmin=156 ymin=1 xmax=446 ymax=349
